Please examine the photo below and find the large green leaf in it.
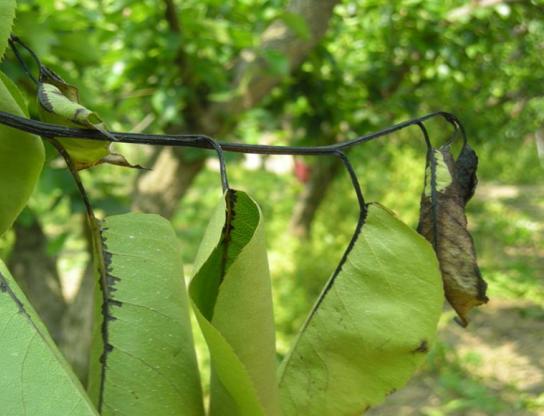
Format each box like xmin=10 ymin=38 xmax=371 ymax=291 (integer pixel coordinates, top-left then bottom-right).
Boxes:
xmin=0 ymin=260 xmax=98 ymax=415
xmin=0 ymin=0 xmax=16 ymax=60
xmin=87 ymin=213 xmax=204 ymax=416
xmin=279 ymin=203 xmax=444 ymax=415
xmin=0 ymin=73 xmax=45 ymax=236
xmin=190 ymin=190 xmax=281 ymax=416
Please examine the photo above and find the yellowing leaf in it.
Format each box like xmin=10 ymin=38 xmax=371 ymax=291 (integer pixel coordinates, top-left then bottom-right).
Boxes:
xmin=279 ymin=203 xmax=444 ymax=415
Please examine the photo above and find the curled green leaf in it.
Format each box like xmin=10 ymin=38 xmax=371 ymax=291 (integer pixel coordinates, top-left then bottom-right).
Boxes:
xmin=190 ymin=190 xmax=281 ymax=416
xmin=37 ymin=68 xmax=141 ymax=170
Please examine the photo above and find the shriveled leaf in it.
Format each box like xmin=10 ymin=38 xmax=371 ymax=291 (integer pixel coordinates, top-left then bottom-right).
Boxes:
xmin=36 ymin=68 xmax=137 ymax=171
xmin=0 ymin=0 xmax=16 ymax=60
xmin=87 ymin=213 xmax=204 ymax=416
xmin=0 ymin=260 xmax=98 ymax=415
xmin=454 ymin=143 xmax=478 ymax=205
xmin=278 ymin=203 xmax=444 ymax=416
xmin=418 ymin=144 xmax=488 ymax=326
xmin=190 ymin=190 xmax=281 ymax=416
xmin=0 ymin=73 xmax=45 ymax=236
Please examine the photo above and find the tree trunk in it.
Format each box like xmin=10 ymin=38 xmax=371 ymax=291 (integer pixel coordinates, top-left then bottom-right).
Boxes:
xmin=132 ymin=147 xmax=206 ymax=217
xmin=132 ymin=0 xmax=340 ymax=217
xmin=290 ymin=157 xmax=343 ymax=238
xmin=7 ymin=219 xmax=67 ymax=343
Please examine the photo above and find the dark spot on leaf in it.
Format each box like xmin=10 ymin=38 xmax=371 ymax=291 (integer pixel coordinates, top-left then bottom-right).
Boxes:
xmin=412 ymin=340 xmax=428 ymax=353
xmin=73 ymin=107 xmax=85 ymax=121
xmin=37 ymin=84 xmax=54 ymax=112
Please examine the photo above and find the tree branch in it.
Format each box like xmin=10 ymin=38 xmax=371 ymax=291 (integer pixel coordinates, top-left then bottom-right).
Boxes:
xmin=0 ymin=110 xmax=460 ymax=155
xmin=204 ymin=0 xmax=341 ymax=132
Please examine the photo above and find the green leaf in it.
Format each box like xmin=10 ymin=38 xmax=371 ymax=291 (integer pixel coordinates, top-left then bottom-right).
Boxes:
xmin=279 ymin=203 xmax=444 ymax=415
xmin=0 ymin=0 xmax=16 ymax=60
xmin=190 ymin=190 xmax=281 ymax=416
xmin=0 ymin=260 xmax=98 ymax=415
xmin=86 ymin=213 xmax=204 ymax=416
xmin=0 ymin=71 xmax=29 ymax=116
xmin=0 ymin=74 xmax=45 ymax=236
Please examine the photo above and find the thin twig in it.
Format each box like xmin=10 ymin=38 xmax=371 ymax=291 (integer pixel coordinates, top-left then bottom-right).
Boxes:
xmin=8 ymin=36 xmax=40 ymax=85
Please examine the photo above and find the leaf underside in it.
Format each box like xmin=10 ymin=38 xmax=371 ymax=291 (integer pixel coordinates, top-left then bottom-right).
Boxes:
xmin=279 ymin=203 xmax=444 ymax=416
xmin=0 ymin=261 xmax=98 ymax=415
xmin=418 ymin=144 xmax=488 ymax=326
xmin=190 ymin=190 xmax=281 ymax=416
xmin=87 ymin=213 xmax=204 ymax=416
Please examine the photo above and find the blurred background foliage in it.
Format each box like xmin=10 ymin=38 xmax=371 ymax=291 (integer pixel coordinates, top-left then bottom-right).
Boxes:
xmin=0 ymin=0 xmax=543 ymax=414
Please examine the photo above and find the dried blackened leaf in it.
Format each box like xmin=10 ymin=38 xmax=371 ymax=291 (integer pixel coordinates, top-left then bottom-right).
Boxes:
xmin=418 ymin=144 xmax=488 ymax=327
xmin=454 ymin=144 xmax=478 ymax=205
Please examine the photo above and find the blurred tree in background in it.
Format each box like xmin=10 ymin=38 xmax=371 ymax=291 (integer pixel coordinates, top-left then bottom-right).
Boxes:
xmin=1 ymin=0 xmax=543 ymax=413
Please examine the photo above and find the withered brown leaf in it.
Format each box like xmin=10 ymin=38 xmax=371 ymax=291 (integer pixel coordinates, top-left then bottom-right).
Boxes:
xmin=417 ymin=144 xmax=488 ymax=327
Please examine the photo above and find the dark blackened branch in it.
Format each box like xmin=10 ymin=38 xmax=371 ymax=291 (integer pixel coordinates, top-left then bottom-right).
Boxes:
xmin=8 ymin=36 xmax=41 ymax=85
xmin=334 ymin=151 xmax=366 ymax=214
xmin=200 ymin=136 xmax=230 ymax=192
xmin=47 ymin=139 xmax=95 ymax=220
xmin=416 ymin=121 xmax=432 ymax=150
xmin=0 ymin=110 xmax=464 ymax=156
